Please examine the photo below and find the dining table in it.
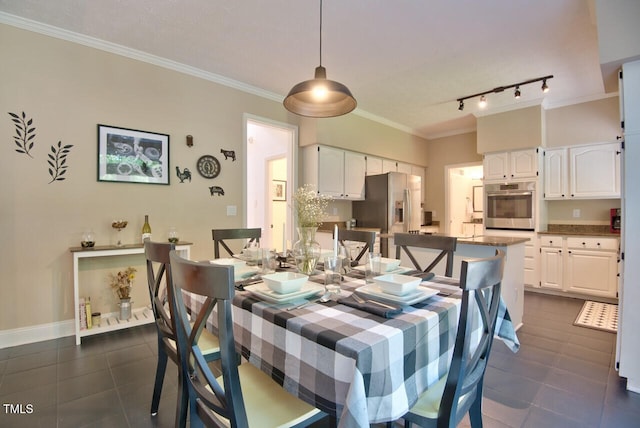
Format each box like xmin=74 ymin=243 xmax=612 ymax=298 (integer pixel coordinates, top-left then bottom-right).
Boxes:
xmin=183 ymin=262 xmax=520 ymax=428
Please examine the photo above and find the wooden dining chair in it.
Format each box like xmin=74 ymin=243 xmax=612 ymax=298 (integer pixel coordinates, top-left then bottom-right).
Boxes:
xmin=394 ymin=233 xmax=458 ymax=277
xmin=402 ymin=249 xmax=505 ymax=428
xmin=144 ymin=241 xmax=220 ymax=428
xmin=211 ymin=228 xmax=261 ymax=258
xmin=338 ymin=228 xmax=377 ymax=263
xmin=168 ymin=250 xmax=327 ymax=428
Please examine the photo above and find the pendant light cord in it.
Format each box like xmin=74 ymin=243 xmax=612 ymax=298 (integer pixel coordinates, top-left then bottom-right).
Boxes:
xmin=319 ymin=0 xmax=323 ymax=67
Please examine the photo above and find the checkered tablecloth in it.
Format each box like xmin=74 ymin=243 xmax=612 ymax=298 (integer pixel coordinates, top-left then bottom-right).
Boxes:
xmin=184 ymin=269 xmax=519 ymax=428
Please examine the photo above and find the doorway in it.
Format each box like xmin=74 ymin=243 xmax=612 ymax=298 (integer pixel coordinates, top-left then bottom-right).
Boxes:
xmin=444 ymin=162 xmax=483 ymax=236
xmin=244 ymin=115 xmax=297 ymax=252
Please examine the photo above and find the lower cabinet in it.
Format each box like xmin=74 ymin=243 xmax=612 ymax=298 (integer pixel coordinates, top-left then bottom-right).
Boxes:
xmin=539 ymin=235 xmax=619 ymax=298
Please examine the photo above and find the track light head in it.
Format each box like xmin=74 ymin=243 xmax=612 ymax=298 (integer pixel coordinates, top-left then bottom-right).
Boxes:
xmin=478 ymin=95 xmax=487 ymax=108
xmin=514 ymin=86 xmax=521 ymax=99
xmin=458 ymin=100 xmax=464 ymax=111
xmin=541 ymin=79 xmax=549 ymax=93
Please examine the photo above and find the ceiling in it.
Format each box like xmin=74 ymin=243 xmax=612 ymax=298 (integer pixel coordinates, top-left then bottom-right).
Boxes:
xmin=0 ymin=0 xmax=613 ymax=139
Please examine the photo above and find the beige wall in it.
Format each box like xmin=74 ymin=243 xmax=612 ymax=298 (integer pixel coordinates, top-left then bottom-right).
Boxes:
xmin=477 ymin=105 xmax=544 ymax=153
xmin=546 ymin=97 xmax=620 ymax=147
xmin=424 ymin=132 xmax=481 ymax=222
xmin=0 ymin=23 xmax=425 ymax=332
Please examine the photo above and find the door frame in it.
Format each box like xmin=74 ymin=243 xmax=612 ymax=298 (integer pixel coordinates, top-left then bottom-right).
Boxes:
xmin=243 ymin=114 xmax=298 ymax=250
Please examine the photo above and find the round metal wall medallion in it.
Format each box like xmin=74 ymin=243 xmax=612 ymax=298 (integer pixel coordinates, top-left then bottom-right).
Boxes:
xmin=196 ymin=155 xmax=221 ymax=179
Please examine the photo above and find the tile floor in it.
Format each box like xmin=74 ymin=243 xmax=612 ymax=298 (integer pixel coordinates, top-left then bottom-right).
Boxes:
xmin=1 ymin=291 xmax=639 ymax=427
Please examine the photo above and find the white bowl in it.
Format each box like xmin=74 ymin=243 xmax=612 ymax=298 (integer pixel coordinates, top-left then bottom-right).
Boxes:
xmin=373 ymin=274 xmax=421 ymax=296
xmin=379 ymin=257 xmax=402 ymax=272
xmin=210 ymin=258 xmax=247 ymax=268
xmin=262 ymin=272 xmax=309 ymax=294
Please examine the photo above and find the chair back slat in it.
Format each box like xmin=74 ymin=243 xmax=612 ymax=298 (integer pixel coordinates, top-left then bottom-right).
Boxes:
xmin=439 ymin=249 xmax=505 ymax=427
xmin=145 ymin=241 xmax=177 ymax=342
xmin=212 ymin=228 xmax=261 ymax=258
xmin=169 ymin=251 xmax=248 ymax=427
xmin=394 ymin=233 xmax=458 ymax=277
xmin=337 ymin=229 xmax=377 ymax=262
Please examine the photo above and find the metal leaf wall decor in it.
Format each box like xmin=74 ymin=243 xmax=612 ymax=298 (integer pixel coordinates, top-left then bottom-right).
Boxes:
xmin=48 ymin=141 xmax=74 ymax=183
xmin=8 ymin=111 xmax=36 ymax=158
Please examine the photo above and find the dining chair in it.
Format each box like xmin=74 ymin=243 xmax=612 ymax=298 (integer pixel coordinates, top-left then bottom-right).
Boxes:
xmin=168 ymin=250 xmax=328 ymax=428
xmin=338 ymin=228 xmax=377 ymax=263
xmin=144 ymin=241 xmax=220 ymax=428
xmin=402 ymin=249 xmax=505 ymax=428
xmin=211 ymin=228 xmax=261 ymax=258
xmin=394 ymin=233 xmax=458 ymax=277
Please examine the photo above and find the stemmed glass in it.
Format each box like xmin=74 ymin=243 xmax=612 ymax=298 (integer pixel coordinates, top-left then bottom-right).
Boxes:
xmin=111 ymin=220 xmax=128 ymax=247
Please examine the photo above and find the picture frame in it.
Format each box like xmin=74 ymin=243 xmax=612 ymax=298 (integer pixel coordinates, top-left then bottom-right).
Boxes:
xmin=272 ymin=180 xmax=286 ymax=201
xmin=97 ymin=124 xmax=170 ymax=184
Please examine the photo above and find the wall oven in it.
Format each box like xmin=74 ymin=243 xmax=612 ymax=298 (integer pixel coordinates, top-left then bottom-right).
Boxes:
xmin=485 ymin=181 xmax=535 ymax=231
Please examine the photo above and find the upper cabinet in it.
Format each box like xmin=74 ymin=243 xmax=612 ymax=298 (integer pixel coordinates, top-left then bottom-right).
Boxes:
xmin=397 ymin=162 xmax=413 ymax=175
xmin=302 ymin=145 xmax=366 ymax=200
xmin=543 ymin=142 xmax=621 ymax=199
xmin=382 ymin=159 xmax=397 ymax=173
xmin=365 ymin=156 xmax=383 ymax=176
xmin=483 ymin=148 xmax=539 ymax=181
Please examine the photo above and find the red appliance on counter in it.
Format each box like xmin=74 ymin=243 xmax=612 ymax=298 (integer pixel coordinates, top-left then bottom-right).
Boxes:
xmin=611 ymin=208 xmax=621 ymax=233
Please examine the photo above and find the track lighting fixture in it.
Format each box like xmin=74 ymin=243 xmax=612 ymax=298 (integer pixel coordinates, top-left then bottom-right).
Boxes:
xmin=283 ymin=0 xmax=356 ymax=117
xmin=541 ymin=79 xmax=549 ymax=93
xmin=456 ymin=74 xmax=553 ymax=111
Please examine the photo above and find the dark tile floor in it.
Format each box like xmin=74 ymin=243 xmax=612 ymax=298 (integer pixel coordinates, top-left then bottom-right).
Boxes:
xmin=1 ymin=291 xmax=639 ymax=427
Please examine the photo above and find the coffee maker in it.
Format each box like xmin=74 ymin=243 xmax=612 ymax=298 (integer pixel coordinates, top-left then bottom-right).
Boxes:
xmin=610 ymin=208 xmax=621 ymax=233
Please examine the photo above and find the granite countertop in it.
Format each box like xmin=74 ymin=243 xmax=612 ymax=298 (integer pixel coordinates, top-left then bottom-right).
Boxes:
xmin=457 ymin=236 xmax=530 ymax=246
xmin=538 ymin=224 xmax=620 ymax=237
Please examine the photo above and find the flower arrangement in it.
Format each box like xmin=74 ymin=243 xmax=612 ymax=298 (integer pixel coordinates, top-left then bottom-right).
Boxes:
xmin=109 ymin=266 xmax=136 ymax=299
xmin=293 ymin=184 xmax=331 ymax=227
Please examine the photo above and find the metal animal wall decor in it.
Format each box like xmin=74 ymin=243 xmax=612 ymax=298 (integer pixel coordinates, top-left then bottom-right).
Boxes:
xmin=209 ymin=186 xmax=225 ymax=196
xmin=175 ymin=166 xmax=191 ymax=183
xmin=220 ymin=149 xmax=236 ymax=161
xmin=9 ymin=111 xmax=36 ymax=158
xmin=48 ymin=141 xmax=74 ymax=183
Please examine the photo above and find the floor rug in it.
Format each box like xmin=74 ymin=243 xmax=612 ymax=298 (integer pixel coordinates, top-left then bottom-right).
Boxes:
xmin=574 ymin=301 xmax=618 ymax=333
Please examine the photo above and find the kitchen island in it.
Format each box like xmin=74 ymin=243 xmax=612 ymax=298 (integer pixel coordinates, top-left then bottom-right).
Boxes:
xmin=390 ymin=234 xmax=528 ymax=329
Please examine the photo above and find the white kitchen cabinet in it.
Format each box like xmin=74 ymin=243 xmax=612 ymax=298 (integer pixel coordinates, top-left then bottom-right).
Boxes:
xmin=543 ymin=148 xmax=568 ymax=199
xmin=524 ymin=240 xmax=538 ymax=288
xmin=302 ymin=145 xmax=366 ymax=200
xmin=544 ymin=142 xmax=621 ymax=199
xmin=365 ymin=156 xmax=383 ymax=175
xmin=483 ymin=148 xmax=538 ymax=181
xmin=397 ymin=162 xmax=412 ymax=175
xmin=382 ymin=159 xmax=397 ymax=173
xmin=539 ymin=236 xmax=564 ymax=291
xmin=462 ymin=222 xmax=483 ymax=237
xmin=565 ymin=237 xmax=618 ymax=298
xmin=570 ymin=142 xmax=621 ymax=198
xmin=538 ymin=235 xmax=619 ymax=298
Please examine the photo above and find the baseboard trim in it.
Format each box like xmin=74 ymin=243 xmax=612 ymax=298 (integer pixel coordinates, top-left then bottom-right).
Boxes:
xmin=0 ymin=320 xmax=75 ymax=349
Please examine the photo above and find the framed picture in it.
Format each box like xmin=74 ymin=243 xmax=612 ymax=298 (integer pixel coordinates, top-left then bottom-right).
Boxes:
xmin=97 ymin=124 xmax=170 ymax=184
xmin=272 ymin=180 xmax=286 ymax=201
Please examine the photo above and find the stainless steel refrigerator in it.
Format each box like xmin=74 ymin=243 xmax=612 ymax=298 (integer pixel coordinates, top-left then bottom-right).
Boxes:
xmin=352 ymin=172 xmax=422 ymax=257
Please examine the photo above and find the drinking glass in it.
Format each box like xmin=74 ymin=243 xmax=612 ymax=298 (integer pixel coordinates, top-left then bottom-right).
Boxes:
xmin=167 ymin=227 xmax=179 ymax=243
xmin=366 ymin=252 xmax=382 ymax=283
xmin=261 ymin=248 xmax=277 ymax=274
xmin=324 ymin=256 xmax=342 ymax=296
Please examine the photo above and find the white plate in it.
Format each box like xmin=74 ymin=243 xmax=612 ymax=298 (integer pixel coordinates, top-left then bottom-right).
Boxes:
xmin=210 ymin=258 xmax=246 ymax=268
xmin=353 ymin=265 xmax=413 ymax=274
xmin=355 ymin=284 xmax=439 ymax=306
xmin=244 ymin=281 xmax=324 ymax=303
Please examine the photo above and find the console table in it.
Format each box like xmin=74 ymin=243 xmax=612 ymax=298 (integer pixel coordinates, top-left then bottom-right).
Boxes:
xmin=70 ymin=243 xmax=191 ymax=345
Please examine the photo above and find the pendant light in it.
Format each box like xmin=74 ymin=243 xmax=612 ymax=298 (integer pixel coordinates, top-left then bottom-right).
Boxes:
xmin=283 ymin=0 xmax=356 ymax=117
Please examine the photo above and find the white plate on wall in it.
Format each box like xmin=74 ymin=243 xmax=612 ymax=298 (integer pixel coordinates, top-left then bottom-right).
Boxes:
xmin=355 ymin=284 xmax=439 ymax=306
xmin=244 ymin=282 xmax=324 ymax=304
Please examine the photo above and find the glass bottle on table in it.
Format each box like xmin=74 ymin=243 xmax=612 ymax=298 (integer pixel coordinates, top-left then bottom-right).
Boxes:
xmin=141 ymin=215 xmax=152 ymax=242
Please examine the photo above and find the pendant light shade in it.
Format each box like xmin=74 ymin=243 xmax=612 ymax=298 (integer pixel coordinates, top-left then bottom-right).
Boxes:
xmin=283 ymin=1 xmax=356 ymax=117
